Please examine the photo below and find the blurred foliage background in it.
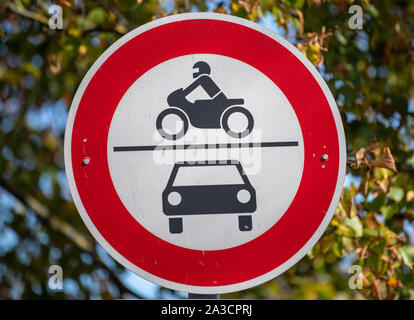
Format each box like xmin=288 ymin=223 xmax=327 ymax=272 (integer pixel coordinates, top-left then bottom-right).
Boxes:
xmin=0 ymin=0 xmax=414 ymax=300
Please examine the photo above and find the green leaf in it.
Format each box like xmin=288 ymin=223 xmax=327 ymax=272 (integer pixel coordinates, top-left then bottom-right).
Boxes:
xmin=332 ymin=241 xmax=344 ymax=257
xmin=398 ymin=245 xmax=414 ymax=269
xmin=370 ymin=239 xmax=385 ymax=254
xmin=334 ymin=30 xmax=347 ymax=46
xmin=366 ymin=4 xmax=379 ymax=18
xmin=344 ymin=217 xmax=363 ymax=237
xmin=87 ymin=8 xmax=107 ymax=25
xmin=388 ymin=187 xmax=405 ymax=202
xmin=367 ymin=254 xmax=385 ymax=275
xmin=363 ymin=228 xmax=379 ymax=238
xmin=380 ymin=205 xmax=399 ymax=220
xmin=364 ymin=192 xmax=386 ymax=212
xmin=291 ymin=17 xmax=301 ymax=32
xmin=405 ymin=206 xmax=414 ymax=216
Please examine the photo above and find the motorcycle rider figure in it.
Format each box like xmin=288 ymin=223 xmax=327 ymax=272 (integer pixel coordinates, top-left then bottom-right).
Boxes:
xmin=156 ymin=61 xmax=254 ymax=140
xmin=183 ymin=61 xmax=221 ymax=98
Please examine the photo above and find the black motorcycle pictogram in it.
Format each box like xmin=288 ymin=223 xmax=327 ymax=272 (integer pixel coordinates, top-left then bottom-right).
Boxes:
xmin=156 ymin=61 xmax=254 ymax=140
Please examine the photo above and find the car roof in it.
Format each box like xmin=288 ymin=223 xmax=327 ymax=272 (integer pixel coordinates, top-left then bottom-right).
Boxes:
xmin=166 ymin=160 xmax=251 ymax=187
xmin=173 ymin=160 xmax=241 ymax=167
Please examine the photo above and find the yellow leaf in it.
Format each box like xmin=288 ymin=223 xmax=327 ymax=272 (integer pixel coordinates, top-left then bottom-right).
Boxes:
xmin=78 ymin=44 xmax=87 ymax=55
xmin=214 ymin=7 xmax=227 ymax=14
xmin=387 ymin=276 xmax=398 ymax=287
xmin=115 ymin=24 xmax=128 ymax=35
xmin=407 ymin=191 xmax=414 ymax=203
xmin=231 ymin=3 xmax=239 ymax=11
xmin=68 ymin=28 xmax=82 ymax=37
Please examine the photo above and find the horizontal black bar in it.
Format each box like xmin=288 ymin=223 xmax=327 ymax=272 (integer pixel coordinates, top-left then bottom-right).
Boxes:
xmin=113 ymin=141 xmax=299 ymax=152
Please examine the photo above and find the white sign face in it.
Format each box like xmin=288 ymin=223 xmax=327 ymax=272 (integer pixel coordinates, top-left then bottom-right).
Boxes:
xmin=108 ymin=54 xmax=304 ymax=250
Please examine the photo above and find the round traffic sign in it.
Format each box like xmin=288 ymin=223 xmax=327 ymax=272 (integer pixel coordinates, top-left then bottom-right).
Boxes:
xmin=64 ymin=13 xmax=346 ymax=294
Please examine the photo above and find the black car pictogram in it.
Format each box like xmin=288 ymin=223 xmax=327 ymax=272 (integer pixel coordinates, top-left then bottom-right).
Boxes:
xmin=162 ymin=160 xmax=256 ymax=234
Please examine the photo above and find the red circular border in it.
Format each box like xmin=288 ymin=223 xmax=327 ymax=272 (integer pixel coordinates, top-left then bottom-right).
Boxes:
xmin=71 ymin=19 xmax=340 ymax=286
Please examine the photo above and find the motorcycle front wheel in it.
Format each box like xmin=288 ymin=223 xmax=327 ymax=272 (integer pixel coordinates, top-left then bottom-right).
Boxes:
xmin=156 ymin=108 xmax=189 ymax=140
xmin=221 ymin=106 xmax=254 ymax=139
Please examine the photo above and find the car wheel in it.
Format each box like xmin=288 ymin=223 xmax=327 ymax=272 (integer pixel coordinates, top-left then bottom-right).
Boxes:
xmin=238 ymin=215 xmax=252 ymax=231
xmin=169 ymin=217 xmax=183 ymax=234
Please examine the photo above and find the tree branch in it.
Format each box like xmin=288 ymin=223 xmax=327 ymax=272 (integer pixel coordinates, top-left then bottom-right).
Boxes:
xmin=4 ymin=1 xmax=125 ymax=36
xmin=0 ymin=175 xmax=144 ymax=299
xmin=5 ymin=1 xmax=50 ymax=26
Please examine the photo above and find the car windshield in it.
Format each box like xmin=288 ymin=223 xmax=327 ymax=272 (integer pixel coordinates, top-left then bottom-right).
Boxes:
xmin=172 ymin=164 xmax=244 ymax=186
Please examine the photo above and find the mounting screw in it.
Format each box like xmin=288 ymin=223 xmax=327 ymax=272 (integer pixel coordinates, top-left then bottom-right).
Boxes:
xmin=82 ymin=157 xmax=90 ymax=166
xmin=321 ymin=154 xmax=329 ymax=162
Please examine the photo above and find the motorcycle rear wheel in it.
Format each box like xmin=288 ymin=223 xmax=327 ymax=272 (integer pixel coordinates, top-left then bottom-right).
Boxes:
xmin=156 ymin=108 xmax=189 ymax=140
